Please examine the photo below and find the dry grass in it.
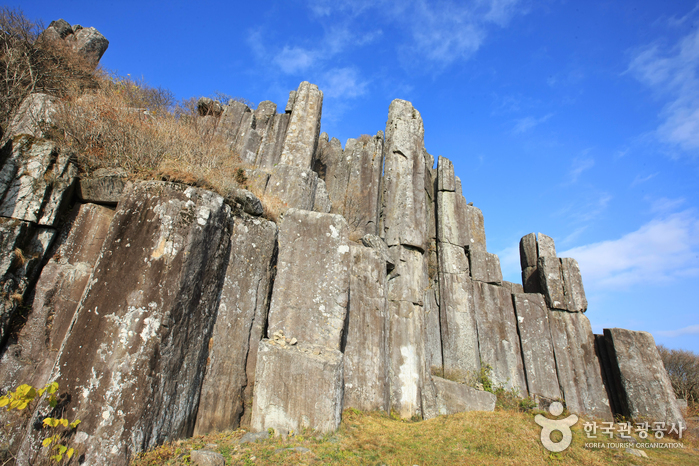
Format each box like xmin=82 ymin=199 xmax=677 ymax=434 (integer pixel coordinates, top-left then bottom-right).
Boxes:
xmin=131 ymin=409 xmax=699 ymax=466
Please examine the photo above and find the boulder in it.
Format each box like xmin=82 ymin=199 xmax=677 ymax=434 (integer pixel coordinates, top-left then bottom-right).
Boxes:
xmin=77 ymin=167 xmax=128 ymax=205
xmin=18 ymin=182 xmax=232 ymax=466
xmin=279 ymin=82 xmax=323 ymax=169
xmin=190 ymin=450 xmax=225 ymax=466
xmin=267 ymin=209 xmax=350 ymax=350
xmin=512 ymin=293 xmax=561 ymax=401
xmin=472 ymin=282 xmax=528 ymax=394
xmin=0 ymin=136 xmax=77 ymax=227
xmin=65 ymin=26 xmax=109 ymax=67
xmin=602 ymin=328 xmax=685 ymax=427
xmin=251 ymin=340 xmax=343 ymax=433
xmin=519 ymin=233 xmax=538 ymax=269
xmin=226 ymin=187 xmax=263 ymax=216
xmin=343 ymin=244 xmax=389 ymax=412
xmin=380 ymin=99 xmax=426 ymax=249
xmin=548 ymin=310 xmax=613 ymax=420
xmin=433 ymin=377 xmax=497 ymax=414
xmin=194 ymin=215 xmax=277 ymax=434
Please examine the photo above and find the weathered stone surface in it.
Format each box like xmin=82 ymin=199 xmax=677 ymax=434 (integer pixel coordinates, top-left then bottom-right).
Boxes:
xmin=473 ymin=282 xmax=527 ymax=394
xmin=0 ymin=136 xmax=77 ymax=226
xmin=242 ymin=168 xmax=270 ymax=194
xmin=512 ymin=293 xmax=561 ymax=401
xmin=560 ymin=257 xmax=587 ymax=312
xmin=226 ymin=187 xmax=263 ymax=216
xmin=251 ymin=340 xmax=343 ymax=433
xmin=215 ymin=101 xmax=249 ymax=145
xmin=279 ymin=82 xmax=323 ymax=169
xmin=469 ymin=248 xmax=502 ymax=284
xmin=19 ymin=181 xmax=232 ymax=466
xmin=66 ymin=26 xmax=109 ymax=66
xmin=190 ymin=450 xmax=225 ymax=466
xmin=386 ymin=244 xmax=428 ymax=418
xmin=77 ymin=167 xmax=128 ymax=205
xmin=538 ymin=256 xmax=566 ymax=310
xmin=197 ymin=97 xmax=223 ymax=117
xmin=464 ymin=205 xmax=487 ymax=250
xmin=437 ymin=156 xmax=456 ymax=192
xmin=194 ymin=216 xmax=277 ymax=435
xmin=360 ymin=234 xmax=395 ymax=271
xmin=522 ymin=265 xmax=541 ymax=293
xmin=380 ymin=99 xmax=426 ymax=249
xmin=436 ymin=191 xmax=468 ymax=247
xmin=257 ymin=113 xmax=290 ymax=169
xmin=603 ymin=328 xmax=685 ymax=426
xmin=439 ymin=273 xmax=480 ymax=375
xmin=548 ymin=310 xmax=613 ymax=420
xmin=6 ymin=93 xmax=58 ymax=140
xmin=433 ymin=377 xmax=497 ymax=415
xmin=343 ymin=244 xmax=389 ymax=412
xmin=341 ymin=135 xmax=384 ymax=237
xmin=424 ymin=286 xmax=442 ymax=373
xmin=594 ymin=333 xmax=623 ymax=416
xmin=267 ymin=209 xmax=350 ymax=350
xmin=519 ymin=233 xmax=538 ymax=269
xmin=503 ymin=280 xmax=524 ymax=295
xmin=312 ymin=178 xmax=332 ymax=213
xmin=537 ymin=233 xmax=557 ymax=258
xmin=0 ymin=204 xmax=113 ymax=394
xmin=264 ymin=164 xmax=318 ymax=211
xmin=0 ymin=219 xmax=55 ymax=346
xmin=438 ymin=243 xmax=469 ymax=275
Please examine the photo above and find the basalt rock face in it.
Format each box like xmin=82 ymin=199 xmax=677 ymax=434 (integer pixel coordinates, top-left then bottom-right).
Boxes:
xmin=1 ymin=66 xmax=682 ymax=464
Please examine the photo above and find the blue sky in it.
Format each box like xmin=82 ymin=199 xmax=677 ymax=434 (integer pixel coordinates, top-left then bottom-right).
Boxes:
xmin=17 ymin=1 xmax=699 ymax=352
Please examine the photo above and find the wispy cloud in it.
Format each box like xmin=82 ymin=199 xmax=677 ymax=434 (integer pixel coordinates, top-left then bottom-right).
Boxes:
xmin=273 ymin=46 xmax=318 ymax=74
xmin=657 ymin=324 xmax=699 ymax=337
xmin=569 ymin=156 xmax=595 ymax=182
xmin=650 ymin=196 xmax=686 ymax=214
xmin=627 ymin=25 xmax=699 ymax=153
xmin=554 ymin=191 xmax=612 ymax=224
xmin=560 ymin=210 xmax=699 ymax=289
xmin=512 ymin=113 xmax=553 ymax=134
xmin=319 ymin=67 xmax=368 ymax=99
xmin=630 ymin=172 xmax=658 ymax=187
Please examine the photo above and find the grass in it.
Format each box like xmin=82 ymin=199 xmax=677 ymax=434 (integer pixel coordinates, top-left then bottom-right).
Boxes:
xmin=131 ymin=408 xmax=699 ymax=466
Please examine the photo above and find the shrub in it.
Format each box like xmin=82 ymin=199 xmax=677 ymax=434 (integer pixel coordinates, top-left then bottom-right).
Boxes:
xmin=657 ymin=345 xmax=699 ymax=406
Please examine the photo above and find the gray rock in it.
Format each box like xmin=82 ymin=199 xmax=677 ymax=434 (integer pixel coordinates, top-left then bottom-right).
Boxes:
xmin=190 ymin=450 xmax=225 ymax=466
xmin=231 ymin=112 xmax=260 ymax=165
xmin=380 ymin=99 xmax=426 ymax=249
xmin=438 ymin=243 xmax=469 ymax=275
xmin=437 ymin=156 xmax=456 ymax=192
xmin=464 ymin=205 xmax=487 ymax=251
xmin=676 ymin=399 xmax=688 ymax=412
xmin=560 ymin=257 xmax=587 ymax=312
xmin=197 ymin=97 xmax=223 ymax=117
xmin=625 ymin=448 xmax=648 ymax=458
xmin=439 ymin=273 xmax=480 ymax=375
xmin=255 ymin=101 xmax=277 ymax=118
xmin=512 ymin=293 xmax=561 ymax=400
xmin=423 ymin=286 xmax=442 ymax=376
xmin=227 ymin=187 xmax=263 ymax=216
xmin=0 ymin=218 xmax=55 ymax=356
xmin=214 ymin=101 xmax=249 ymax=146
xmin=519 ymin=233 xmax=538 ymax=269
xmin=194 ymin=216 xmax=277 ymax=435
xmin=0 ymin=136 xmax=77 ymax=226
xmin=242 ymin=168 xmax=270 ymax=194
xmin=436 ymin=190 xmax=469 ymax=248
xmin=548 ymin=310 xmax=613 ymax=421
xmin=264 ymin=164 xmax=318 ymax=211
xmin=256 ymin=113 xmax=290 ymax=169
xmin=313 ymin=178 xmax=332 ymax=213
xmin=267 ymin=209 xmax=350 ymax=350
xmin=503 ymin=280 xmax=524 ymax=295
xmin=46 ymin=19 xmax=73 ymax=39
xmin=472 ymin=282 xmax=528 ymax=394
xmin=66 ymin=26 xmax=109 ymax=67
xmin=20 ymin=182 xmax=232 ymax=466
xmin=0 ymin=204 xmax=114 ymax=394
xmin=537 ymin=233 xmax=557 ymax=258
xmin=469 ymin=248 xmax=502 ymax=285
xmin=251 ymin=340 xmax=344 ymax=433
xmin=360 ymin=234 xmax=395 ymax=271
xmin=238 ymin=431 xmax=270 ymax=444
xmin=433 ymin=377 xmax=497 ymax=415
xmin=603 ymin=328 xmax=685 ymax=427
xmin=522 ymin=265 xmax=541 ymax=294
xmin=6 ymin=93 xmax=58 ymax=140
xmin=343 ymin=244 xmax=389 ymax=412
xmin=77 ymin=167 xmax=128 ymax=205
xmin=280 ymin=82 xmax=323 ymax=169
xmin=538 ymin=256 xmax=566 ymax=310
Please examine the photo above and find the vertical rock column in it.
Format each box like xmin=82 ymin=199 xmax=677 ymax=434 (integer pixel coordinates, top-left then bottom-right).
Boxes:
xmin=19 ymin=182 xmax=232 ymax=466
xmin=251 ymin=209 xmax=350 ymax=433
xmin=193 ymin=215 xmax=278 ymax=435
xmin=380 ymin=99 xmax=430 ymax=419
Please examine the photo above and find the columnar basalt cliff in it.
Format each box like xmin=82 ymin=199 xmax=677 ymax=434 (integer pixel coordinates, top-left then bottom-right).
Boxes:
xmin=0 ymin=20 xmax=685 ymax=466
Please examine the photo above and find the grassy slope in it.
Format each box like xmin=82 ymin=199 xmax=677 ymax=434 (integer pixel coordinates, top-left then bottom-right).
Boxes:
xmin=132 ymin=409 xmax=699 ymax=466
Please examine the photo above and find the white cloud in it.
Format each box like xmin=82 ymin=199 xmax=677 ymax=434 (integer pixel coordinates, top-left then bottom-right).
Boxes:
xmin=273 ymin=46 xmax=318 ymax=74
xmin=627 ymin=26 xmax=699 ymax=153
xmin=630 ymin=172 xmax=658 ymax=187
xmin=650 ymin=197 xmax=686 ymax=214
xmin=569 ymin=156 xmax=595 ymax=182
xmin=320 ymin=68 xmax=368 ymax=99
xmin=559 ymin=210 xmax=699 ymax=290
xmin=512 ymin=113 xmax=553 ymax=134
xmin=657 ymin=324 xmax=699 ymax=337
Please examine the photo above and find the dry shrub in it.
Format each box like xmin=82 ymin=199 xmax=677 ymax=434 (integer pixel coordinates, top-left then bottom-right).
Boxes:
xmin=0 ymin=7 xmax=96 ymax=136
xmin=256 ymin=192 xmax=288 ymax=224
xmin=658 ymin=345 xmax=699 ymax=406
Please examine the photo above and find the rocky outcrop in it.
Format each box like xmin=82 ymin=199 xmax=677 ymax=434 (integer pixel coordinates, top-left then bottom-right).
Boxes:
xmin=77 ymin=168 xmax=128 ymax=205
xmin=601 ymin=328 xmax=685 ymax=427
xmin=279 ymin=82 xmax=323 ymax=169
xmin=0 ymin=136 xmax=76 ymax=227
xmin=194 ymin=215 xmax=277 ymax=435
xmin=433 ymin=376 xmax=497 ymax=414
xmin=6 ymin=94 xmax=58 ymax=141
xmin=18 ymin=182 xmax=232 ymax=466
xmin=39 ymin=19 xmax=109 ymax=67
